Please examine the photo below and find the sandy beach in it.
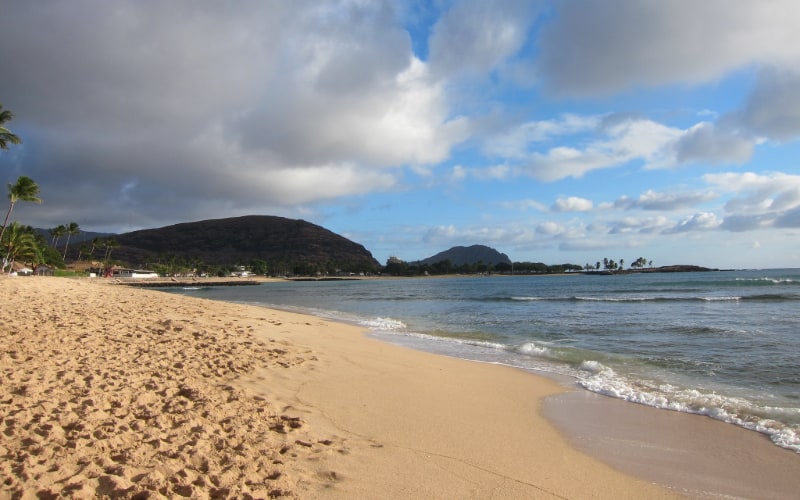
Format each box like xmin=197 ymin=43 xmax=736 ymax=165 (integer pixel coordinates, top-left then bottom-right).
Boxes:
xmin=1 ymin=277 xmax=798 ymax=498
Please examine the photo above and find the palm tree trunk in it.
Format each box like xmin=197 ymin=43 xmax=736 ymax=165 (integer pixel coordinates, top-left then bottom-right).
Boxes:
xmin=0 ymin=200 xmax=16 ymax=244
xmin=63 ymin=233 xmax=72 ymax=260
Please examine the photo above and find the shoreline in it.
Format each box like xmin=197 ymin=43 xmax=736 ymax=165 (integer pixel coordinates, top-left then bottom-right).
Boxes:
xmin=543 ymin=389 xmax=800 ymax=499
xmin=0 ymin=277 xmax=668 ymax=498
xmin=3 ymin=277 xmax=798 ymax=497
xmin=177 ymin=276 xmax=800 ymax=497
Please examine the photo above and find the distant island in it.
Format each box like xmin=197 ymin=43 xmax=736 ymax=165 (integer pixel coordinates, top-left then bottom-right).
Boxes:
xmin=384 ymin=247 xmax=716 ymax=277
xmin=584 ymin=265 xmax=717 ymax=275
xmin=418 ymin=245 xmax=512 ymax=267
xmin=41 ymin=216 xmax=717 ymax=279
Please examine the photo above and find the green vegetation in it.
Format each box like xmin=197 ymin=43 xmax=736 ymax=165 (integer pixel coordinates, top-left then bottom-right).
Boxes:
xmin=382 ymin=258 xmax=583 ymax=276
xmin=1 ymin=175 xmax=42 ymax=244
xmin=0 ymin=104 xmax=21 ymax=150
xmin=1 ymin=222 xmax=64 ymax=273
xmin=103 ymin=215 xmax=381 ymax=277
xmin=61 ymin=221 xmax=80 ymax=259
xmin=0 ymin=106 xmax=65 ymax=274
xmin=583 ymin=256 xmax=654 ymax=272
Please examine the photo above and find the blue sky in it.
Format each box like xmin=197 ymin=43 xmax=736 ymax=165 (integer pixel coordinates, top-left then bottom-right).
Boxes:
xmin=1 ymin=1 xmax=800 ymax=269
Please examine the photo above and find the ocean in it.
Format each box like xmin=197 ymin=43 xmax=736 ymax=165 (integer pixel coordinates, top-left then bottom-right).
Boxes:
xmin=168 ymin=269 xmax=800 ymax=454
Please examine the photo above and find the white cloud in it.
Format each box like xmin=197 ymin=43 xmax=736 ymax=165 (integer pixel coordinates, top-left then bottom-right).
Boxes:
xmin=487 ymin=109 xmax=786 ymax=183
xmin=703 ymin=172 xmax=800 ymax=214
xmin=448 ymin=165 xmax=468 ymax=183
xmin=255 ymin=165 xmax=398 ymax=205
xmin=0 ymin=1 xmax=469 ymax=228
xmin=500 ymin=199 xmax=549 ymax=212
xmin=519 ymin=147 xmax=611 ymax=181
xmin=235 ymin=55 xmax=469 ymax=168
xmin=667 ymin=212 xmax=723 ymax=233
xmin=471 ymin=163 xmax=513 ymax=180
xmin=422 ymin=224 xmax=458 ymax=243
xmin=536 ymin=221 xmax=563 ymax=235
xmin=536 ymin=1 xmax=800 ymax=96
xmin=551 ymin=196 xmax=593 ymax=213
xmin=719 ymin=214 xmax=771 ymax=232
xmin=482 ymin=114 xmax=599 ymax=159
xmin=421 ymin=223 xmax=528 ymax=248
xmin=731 ymin=68 xmax=800 ymax=142
xmin=428 ymin=0 xmax=539 ymax=77
xmin=673 ymin=122 xmax=754 ymax=165
xmin=600 ymin=115 xmax=683 ymax=167
xmin=616 ymin=189 xmax=718 ymax=211
xmin=774 ymin=206 xmax=800 ymax=228
xmin=510 ymin=116 xmax=683 ymax=181
xmin=610 ymin=215 xmax=673 ymax=235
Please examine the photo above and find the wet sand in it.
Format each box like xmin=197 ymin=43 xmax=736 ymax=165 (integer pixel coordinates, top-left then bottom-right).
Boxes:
xmin=544 ymin=390 xmax=800 ymax=498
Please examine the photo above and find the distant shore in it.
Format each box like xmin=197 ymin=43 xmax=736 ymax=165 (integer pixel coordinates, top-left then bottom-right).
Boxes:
xmin=581 ymin=264 xmax=719 ymax=275
xmin=93 ymin=264 xmax=723 ymax=288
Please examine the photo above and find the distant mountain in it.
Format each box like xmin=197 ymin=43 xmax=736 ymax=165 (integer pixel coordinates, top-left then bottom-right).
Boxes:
xmin=420 ymin=245 xmax=511 ymax=266
xmin=104 ymin=215 xmax=380 ymax=274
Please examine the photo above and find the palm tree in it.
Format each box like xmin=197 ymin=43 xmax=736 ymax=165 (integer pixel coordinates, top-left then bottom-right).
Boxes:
xmin=103 ymin=238 xmax=118 ymax=263
xmin=88 ymin=237 xmax=100 ymax=261
xmin=49 ymin=224 xmax=66 ymax=247
xmin=0 ymin=176 xmax=42 ymax=244
xmin=0 ymin=104 xmax=22 ymax=150
xmin=62 ymin=221 xmax=80 ymax=260
xmin=1 ymin=221 xmax=36 ymax=273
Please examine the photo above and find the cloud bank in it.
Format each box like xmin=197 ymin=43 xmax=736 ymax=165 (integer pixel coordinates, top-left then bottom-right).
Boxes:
xmin=1 ymin=0 xmax=799 ymax=268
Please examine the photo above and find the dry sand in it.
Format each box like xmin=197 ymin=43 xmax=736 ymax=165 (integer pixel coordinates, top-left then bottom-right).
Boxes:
xmin=0 ymin=276 xmax=677 ymax=499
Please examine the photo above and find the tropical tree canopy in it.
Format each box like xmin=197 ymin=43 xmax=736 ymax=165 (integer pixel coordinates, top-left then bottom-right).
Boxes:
xmin=1 ymin=221 xmax=36 ymax=273
xmin=0 ymin=175 xmax=42 ymax=243
xmin=0 ymin=104 xmax=22 ymax=150
xmin=1 ymin=223 xmax=62 ymax=273
xmin=49 ymin=224 xmax=66 ymax=246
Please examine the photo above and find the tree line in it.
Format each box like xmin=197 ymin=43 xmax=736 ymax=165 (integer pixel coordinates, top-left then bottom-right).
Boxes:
xmin=383 ymin=256 xmax=657 ymax=277
xmin=583 ymin=256 xmax=654 ymax=272
xmin=382 ymin=258 xmax=584 ymax=276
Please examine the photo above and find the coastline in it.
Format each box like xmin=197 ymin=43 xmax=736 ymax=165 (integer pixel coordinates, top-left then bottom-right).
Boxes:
xmin=3 ymin=277 xmax=798 ymax=498
xmin=544 ymin=390 xmax=800 ymax=499
xmin=1 ymin=276 xmax=670 ymax=498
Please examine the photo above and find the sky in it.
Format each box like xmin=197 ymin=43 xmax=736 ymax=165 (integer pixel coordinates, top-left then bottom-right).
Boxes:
xmin=1 ymin=0 xmax=800 ymax=270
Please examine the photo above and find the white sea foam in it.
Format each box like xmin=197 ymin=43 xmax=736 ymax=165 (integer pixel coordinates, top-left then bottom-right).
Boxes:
xmin=579 ymin=360 xmax=608 ymax=373
xmin=515 ymin=342 xmax=550 ymax=356
xmin=371 ymin=328 xmax=506 ymax=351
xmin=575 ymin=296 xmax=650 ymax=302
xmin=736 ymin=277 xmax=796 ymax=284
xmin=359 ymin=316 xmax=407 ymax=331
xmin=577 ymin=360 xmax=800 ymax=453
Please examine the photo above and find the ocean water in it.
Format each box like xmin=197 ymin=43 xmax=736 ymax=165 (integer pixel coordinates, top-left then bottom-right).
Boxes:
xmin=169 ymin=269 xmax=800 ymax=453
